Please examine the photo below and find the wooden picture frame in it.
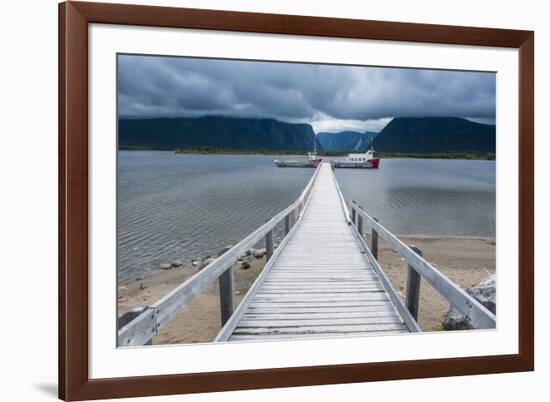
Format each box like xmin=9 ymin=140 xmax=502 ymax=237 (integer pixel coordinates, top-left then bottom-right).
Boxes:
xmin=59 ymin=1 xmax=534 ymax=400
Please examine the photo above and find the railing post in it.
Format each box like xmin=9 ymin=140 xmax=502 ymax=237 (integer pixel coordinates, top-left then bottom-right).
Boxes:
xmin=284 ymin=214 xmax=291 ymax=235
xmin=351 ymin=207 xmax=356 ymax=226
xmin=357 ymin=215 xmax=363 ymax=237
xmin=371 ymin=217 xmax=379 ymax=260
xmin=117 ymin=307 xmax=153 ymax=345
xmin=406 ymin=246 xmax=422 ymax=320
xmin=265 ymin=229 xmax=274 ymax=261
xmin=219 ymin=267 xmax=235 ymax=326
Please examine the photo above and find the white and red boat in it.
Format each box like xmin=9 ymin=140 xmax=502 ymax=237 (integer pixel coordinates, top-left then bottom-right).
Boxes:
xmin=331 ymin=148 xmax=380 ymax=169
xmin=275 ymin=138 xmax=323 ymax=168
xmin=274 ymin=152 xmax=322 ymax=168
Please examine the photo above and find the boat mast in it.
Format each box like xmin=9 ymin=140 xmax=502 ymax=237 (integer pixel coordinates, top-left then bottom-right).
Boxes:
xmin=313 ymin=134 xmax=317 ymax=154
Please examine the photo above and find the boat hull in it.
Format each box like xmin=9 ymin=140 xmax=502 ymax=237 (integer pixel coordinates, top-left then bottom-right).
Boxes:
xmin=331 ymin=158 xmax=380 ymax=169
xmin=274 ymin=158 xmax=322 ymax=168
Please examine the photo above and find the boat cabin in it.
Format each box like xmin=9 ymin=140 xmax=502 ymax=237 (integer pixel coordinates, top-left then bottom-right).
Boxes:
xmin=346 ymin=149 xmax=376 ymax=162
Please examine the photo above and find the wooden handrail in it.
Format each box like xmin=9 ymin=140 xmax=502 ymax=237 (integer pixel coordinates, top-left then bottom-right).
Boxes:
xmin=330 ymin=166 xmax=351 ymax=224
xmin=118 ymin=164 xmax=321 ymax=346
xmin=350 ymin=200 xmax=496 ymax=330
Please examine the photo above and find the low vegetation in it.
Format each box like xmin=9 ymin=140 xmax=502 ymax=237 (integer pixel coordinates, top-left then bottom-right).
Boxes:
xmin=377 ymin=151 xmax=496 ymax=160
xmin=171 ymin=147 xmax=495 ymax=160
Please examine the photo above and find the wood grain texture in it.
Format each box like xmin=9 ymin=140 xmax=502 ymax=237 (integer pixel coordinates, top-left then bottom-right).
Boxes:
xmin=58 ymin=1 xmax=534 ymax=399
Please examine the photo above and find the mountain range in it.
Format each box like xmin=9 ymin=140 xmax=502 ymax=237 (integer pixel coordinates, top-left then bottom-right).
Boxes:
xmin=316 ymin=131 xmax=378 ymax=152
xmin=118 ymin=115 xmax=495 ymax=154
xmin=372 ymin=117 xmax=495 ymax=153
xmin=118 ymin=116 xmax=322 ymax=152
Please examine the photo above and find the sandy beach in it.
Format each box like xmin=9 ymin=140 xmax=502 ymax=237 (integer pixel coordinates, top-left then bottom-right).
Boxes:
xmin=368 ymin=235 xmax=495 ymax=331
xmin=118 ymin=255 xmax=268 ymax=344
xmin=118 ymin=235 xmax=495 ymax=344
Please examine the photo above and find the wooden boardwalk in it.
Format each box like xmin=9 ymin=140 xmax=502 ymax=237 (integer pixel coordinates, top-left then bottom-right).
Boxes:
xmin=119 ymin=162 xmax=495 ymax=347
xmin=216 ymin=163 xmax=411 ymax=341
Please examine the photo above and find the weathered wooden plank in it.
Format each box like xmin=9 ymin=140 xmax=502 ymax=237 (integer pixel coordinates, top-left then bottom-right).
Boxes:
xmin=229 ymin=330 xmax=409 ymax=341
xmin=284 ymin=214 xmax=291 ymax=234
xmin=218 ymin=267 xmax=234 ymax=325
xmin=259 ymin=283 xmax=383 ymax=289
xmin=246 ymin=305 xmax=394 ymax=313
xmin=248 ymin=301 xmax=391 ymax=309
xmin=261 ymin=282 xmax=379 ymax=287
xmin=269 ymin=268 xmax=373 ymax=272
xmin=371 ymin=217 xmax=379 ymax=260
xmin=258 ymin=289 xmax=383 ymax=295
xmin=266 ymin=273 xmax=376 ymax=278
xmin=263 ymin=282 xmax=380 ymax=287
xmin=406 ymin=246 xmax=422 ymax=320
xmin=233 ymin=323 xmax=407 ymax=335
xmin=265 ymin=229 xmax=274 ymax=261
xmin=117 ymin=307 xmax=158 ymax=347
xmin=243 ymin=311 xmax=398 ymax=320
xmin=238 ymin=316 xmax=403 ymax=327
xmin=252 ymin=294 xmax=389 ymax=302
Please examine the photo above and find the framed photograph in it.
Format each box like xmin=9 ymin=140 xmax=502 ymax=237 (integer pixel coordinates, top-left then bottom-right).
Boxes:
xmin=59 ymin=1 xmax=534 ymax=400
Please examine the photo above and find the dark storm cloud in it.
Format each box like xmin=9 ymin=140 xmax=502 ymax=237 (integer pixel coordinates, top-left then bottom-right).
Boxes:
xmin=118 ymin=55 xmax=496 ymax=131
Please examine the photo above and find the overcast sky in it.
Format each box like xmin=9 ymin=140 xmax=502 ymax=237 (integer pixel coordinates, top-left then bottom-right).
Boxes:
xmin=118 ymin=54 xmax=496 ymax=133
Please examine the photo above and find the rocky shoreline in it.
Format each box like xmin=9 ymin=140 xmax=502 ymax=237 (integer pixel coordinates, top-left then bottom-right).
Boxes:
xmin=158 ymin=245 xmax=270 ymax=272
xmin=119 ymin=244 xmax=274 ymax=302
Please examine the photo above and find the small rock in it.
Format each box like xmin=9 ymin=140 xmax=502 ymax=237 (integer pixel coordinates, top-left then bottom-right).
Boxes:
xmin=171 ymin=260 xmax=183 ymax=267
xmin=160 ymin=263 xmax=172 ymax=270
xmin=248 ymin=248 xmax=255 ymax=256
xmin=443 ymin=308 xmax=471 ymax=330
xmin=235 ymin=291 xmax=241 ymax=295
xmin=191 ymin=259 xmax=200 ymax=267
xmin=118 ymin=286 xmax=129 ymax=296
xmin=443 ymin=273 xmax=496 ymax=330
xmin=135 ymin=276 xmax=143 ymax=281
xmin=240 ymin=261 xmax=251 ymax=270
xmin=139 ymin=282 xmax=146 ymax=290
xmin=253 ymin=248 xmax=266 ymax=258
xmin=202 ymin=257 xmax=215 ymax=266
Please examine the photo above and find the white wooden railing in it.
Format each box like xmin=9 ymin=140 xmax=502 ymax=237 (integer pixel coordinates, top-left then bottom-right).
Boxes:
xmin=349 ymin=201 xmax=496 ymax=330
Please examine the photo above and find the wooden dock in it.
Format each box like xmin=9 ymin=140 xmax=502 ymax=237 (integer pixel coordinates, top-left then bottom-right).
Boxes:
xmin=216 ymin=163 xmax=414 ymax=341
xmin=118 ymin=162 xmax=495 ymax=347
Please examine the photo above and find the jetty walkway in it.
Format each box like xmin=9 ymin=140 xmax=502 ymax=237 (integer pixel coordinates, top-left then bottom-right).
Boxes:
xmin=118 ymin=163 xmax=495 ymax=346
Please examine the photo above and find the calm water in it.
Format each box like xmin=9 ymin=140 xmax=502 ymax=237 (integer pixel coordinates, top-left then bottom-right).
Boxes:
xmin=117 ymin=152 xmax=495 ymax=283
xmin=334 ymin=158 xmax=495 ymax=237
xmin=117 ymin=152 xmax=313 ymax=283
